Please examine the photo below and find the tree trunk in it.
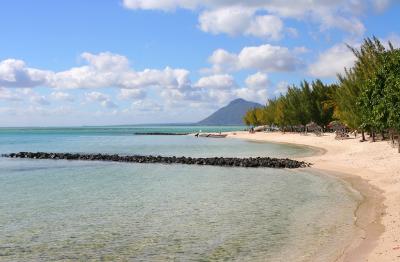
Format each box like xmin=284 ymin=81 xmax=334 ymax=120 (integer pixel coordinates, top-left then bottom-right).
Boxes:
xmin=397 ymin=132 xmax=400 ymax=153
xmin=361 ymin=130 xmax=366 ymax=141
xmin=381 ymin=131 xmax=385 ymax=140
xmin=398 ymin=132 xmax=400 ymax=153
xmin=391 ymin=131 xmax=394 ymax=145
xmin=372 ymin=129 xmax=376 ymax=142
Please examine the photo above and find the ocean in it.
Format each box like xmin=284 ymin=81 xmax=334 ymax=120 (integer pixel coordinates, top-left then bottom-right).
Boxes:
xmin=0 ymin=126 xmax=361 ymax=261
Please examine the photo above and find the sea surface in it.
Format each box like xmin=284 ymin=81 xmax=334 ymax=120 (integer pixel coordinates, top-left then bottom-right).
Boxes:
xmin=0 ymin=126 xmax=361 ymax=261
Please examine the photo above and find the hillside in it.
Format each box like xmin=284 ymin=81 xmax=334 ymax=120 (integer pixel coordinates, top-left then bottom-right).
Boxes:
xmin=197 ymin=98 xmax=263 ymax=126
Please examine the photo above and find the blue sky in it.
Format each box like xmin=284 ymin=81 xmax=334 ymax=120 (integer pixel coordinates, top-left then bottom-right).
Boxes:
xmin=0 ymin=0 xmax=399 ymax=126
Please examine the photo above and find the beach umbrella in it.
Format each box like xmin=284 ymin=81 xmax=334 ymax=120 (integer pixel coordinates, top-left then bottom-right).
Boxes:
xmin=328 ymin=121 xmax=346 ymax=130
xmin=292 ymin=124 xmax=304 ymax=132
xmin=306 ymin=122 xmax=321 ymax=132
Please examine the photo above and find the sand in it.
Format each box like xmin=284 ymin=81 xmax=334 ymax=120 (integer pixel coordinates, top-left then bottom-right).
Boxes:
xmin=227 ymin=131 xmax=400 ymax=262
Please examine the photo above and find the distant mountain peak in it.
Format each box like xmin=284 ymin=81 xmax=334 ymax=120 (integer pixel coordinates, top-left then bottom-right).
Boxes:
xmin=229 ymin=98 xmax=247 ymax=104
xmin=197 ymin=98 xmax=263 ymax=126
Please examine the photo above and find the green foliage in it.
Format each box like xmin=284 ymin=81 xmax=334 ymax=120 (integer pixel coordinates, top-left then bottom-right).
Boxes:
xmin=243 ymin=107 xmax=265 ymax=126
xmin=243 ymin=36 xmax=400 ymax=149
xmin=335 ymin=68 xmax=363 ymax=129
xmin=311 ymin=80 xmax=337 ymax=127
xmin=370 ymin=49 xmax=400 ymax=131
xmin=348 ymin=36 xmax=399 ymax=136
xmin=244 ymin=80 xmax=336 ymax=128
xmin=385 ymin=53 xmax=400 ymax=131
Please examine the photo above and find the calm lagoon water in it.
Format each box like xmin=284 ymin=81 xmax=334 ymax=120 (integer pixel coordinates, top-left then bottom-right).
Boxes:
xmin=0 ymin=126 xmax=361 ymax=261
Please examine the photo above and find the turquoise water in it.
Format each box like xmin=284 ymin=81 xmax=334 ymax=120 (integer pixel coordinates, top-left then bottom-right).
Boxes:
xmin=0 ymin=126 xmax=361 ymax=261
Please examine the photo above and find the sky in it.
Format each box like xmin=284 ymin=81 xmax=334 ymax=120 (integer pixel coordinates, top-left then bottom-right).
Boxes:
xmin=0 ymin=0 xmax=399 ymax=126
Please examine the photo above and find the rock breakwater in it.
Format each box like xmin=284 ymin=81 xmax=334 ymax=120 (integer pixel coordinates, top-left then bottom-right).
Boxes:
xmin=2 ymin=152 xmax=311 ymax=169
xmin=133 ymin=132 xmax=189 ymax=135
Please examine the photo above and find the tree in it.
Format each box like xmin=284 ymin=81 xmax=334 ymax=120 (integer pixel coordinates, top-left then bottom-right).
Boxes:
xmin=336 ymin=68 xmax=364 ymax=133
xmin=311 ymin=80 xmax=337 ymax=128
xmin=377 ymin=49 xmax=400 ymax=151
xmin=336 ymin=37 xmax=391 ymax=141
xmin=243 ymin=107 xmax=266 ymax=126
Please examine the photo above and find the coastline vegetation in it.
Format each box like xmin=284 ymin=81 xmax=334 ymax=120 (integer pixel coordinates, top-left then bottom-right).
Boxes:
xmin=244 ymin=37 xmax=400 ymax=151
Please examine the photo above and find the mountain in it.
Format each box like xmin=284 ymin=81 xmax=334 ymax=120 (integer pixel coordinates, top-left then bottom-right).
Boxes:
xmin=197 ymin=98 xmax=263 ymax=126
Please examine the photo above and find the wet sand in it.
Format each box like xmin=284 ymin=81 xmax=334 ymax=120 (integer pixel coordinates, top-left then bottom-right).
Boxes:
xmin=227 ymin=131 xmax=399 ymax=261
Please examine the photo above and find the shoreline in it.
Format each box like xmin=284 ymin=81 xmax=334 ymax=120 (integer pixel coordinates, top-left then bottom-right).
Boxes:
xmin=314 ymin=168 xmax=385 ymax=262
xmin=226 ymin=131 xmax=399 ymax=261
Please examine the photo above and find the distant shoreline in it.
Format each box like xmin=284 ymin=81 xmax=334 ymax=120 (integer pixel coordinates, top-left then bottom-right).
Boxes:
xmin=0 ymin=124 xmax=246 ymax=129
xmin=226 ymin=131 xmax=398 ymax=261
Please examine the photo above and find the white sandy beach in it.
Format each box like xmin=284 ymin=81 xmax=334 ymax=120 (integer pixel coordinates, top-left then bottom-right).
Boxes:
xmin=227 ymin=131 xmax=400 ymax=262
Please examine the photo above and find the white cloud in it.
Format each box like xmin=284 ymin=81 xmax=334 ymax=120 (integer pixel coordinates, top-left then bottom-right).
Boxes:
xmin=0 ymin=105 xmax=73 ymax=117
xmin=86 ymin=91 xmax=109 ymax=102
xmin=118 ymin=89 xmax=146 ymax=100
xmin=101 ymin=100 xmax=118 ymax=109
xmin=195 ymin=74 xmax=236 ymax=89
xmin=131 ymin=100 xmax=163 ymax=112
xmin=50 ymin=91 xmax=74 ymax=102
xmin=234 ymin=87 xmax=267 ymax=104
xmin=206 ymin=44 xmax=301 ymax=73
xmin=234 ymin=72 xmax=269 ymax=103
xmin=0 ymin=52 xmax=192 ymax=102
xmin=320 ymin=15 xmax=365 ymax=36
xmin=80 ymin=52 xmax=129 ymax=71
xmin=192 ymin=72 xmax=269 ymax=105
xmin=293 ymin=46 xmax=309 ymax=54
xmin=2 ymin=88 xmax=52 ymax=106
xmin=308 ymin=43 xmax=355 ymax=78
xmin=123 ymin=0 xmax=392 ymax=37
xmin=0 ymin=39 xmax=374 ymax=116
xmin=51 ymin=52 xmax=191 ymax=90
xmin=122 ymin=0 xmax=198 ymax=11
xmin=205 ymin=49 xmax=239 ymax=73
xmin=247 ymin=15 xmax=283 ymax=39
xmin=199 ymin=7 xmax=283 ymax=39
xmin=309 ymin=34 xmax=400 ymax=78
xmin=0 ymin=88 xmax=21 ymax=101
xmin=245 ymin=72 xmax=269 ymax=88
xmin=85 ymin=91 xmax=117 ymax=108
xmin=372 ymin=0 xmax=392 ymax=12
xmin=239 ymin=44 xmax=299 ymax=71
xmin=30 ymin=95 xmax=50 ymax=106
xmin=199 ymin=8 xmax=253 ymax=36
xmin=0 ymin=59 xmax=51 ymax=88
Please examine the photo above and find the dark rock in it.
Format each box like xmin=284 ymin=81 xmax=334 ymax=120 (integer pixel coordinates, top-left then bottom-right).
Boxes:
xmin=134 ymin=132 xmax=189 ymax=136
xmin=2 ymin=152 xmax=311 ymax=169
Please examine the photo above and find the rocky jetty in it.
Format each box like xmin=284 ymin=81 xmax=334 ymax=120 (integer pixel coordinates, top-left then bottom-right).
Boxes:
xmin=2 ymin=152 xmax=311 ymax=169
xmin=133 ymin=132 xmax=189 ymax=135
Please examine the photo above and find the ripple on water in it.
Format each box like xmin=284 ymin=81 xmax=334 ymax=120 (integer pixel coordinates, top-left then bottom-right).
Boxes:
xmin=0 ymin=159 xmax=361 ymax=261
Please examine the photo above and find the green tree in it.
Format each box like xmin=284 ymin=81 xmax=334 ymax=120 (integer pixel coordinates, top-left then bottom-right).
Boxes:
xmin=373 ymin=49 xmax=400 ymax=151
xmin=311 ymin=80 xmax=337 ymax=128
xmin=336 ymin=37 xmax=391 ymax=141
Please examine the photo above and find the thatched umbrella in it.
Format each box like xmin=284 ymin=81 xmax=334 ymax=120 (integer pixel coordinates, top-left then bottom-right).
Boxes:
xmin=327 ymin=121 xmax=346 ymax=131
xmin=293 ymin=124 xmax=305 ymax=132
xmin=306 ymin=121 xmax=321 ymax=132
